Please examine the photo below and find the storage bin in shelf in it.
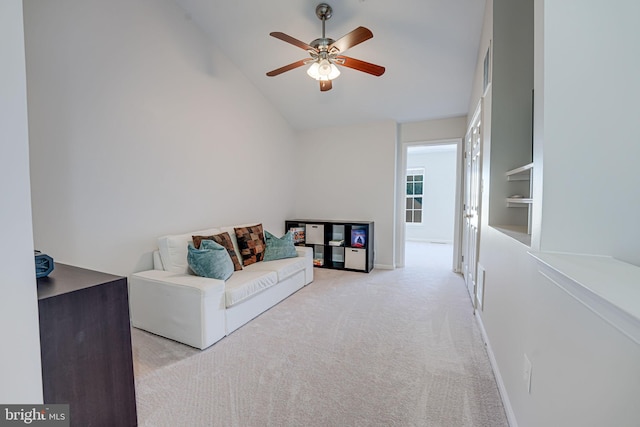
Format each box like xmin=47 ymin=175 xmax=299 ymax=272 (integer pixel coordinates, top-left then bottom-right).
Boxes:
xmin=305 ymin=224 xmax=324 ymax=245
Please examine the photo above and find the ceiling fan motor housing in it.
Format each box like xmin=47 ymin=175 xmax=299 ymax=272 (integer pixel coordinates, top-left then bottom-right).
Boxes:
xmin=310 ymin=38 xmax=335 ymax=52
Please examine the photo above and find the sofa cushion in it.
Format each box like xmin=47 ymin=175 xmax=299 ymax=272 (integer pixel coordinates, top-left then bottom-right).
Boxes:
xmin=224 ymin=270 xmax=278 ymax=308
xmin=187 ymin=240 xmax=234 ymax=280
xmin=234 ymin=224 xmax=266 ymax=266
xmin=158 ymin=227 xmax=221 ymax=273
xmin=193 ymin=232 xmax=243 ymax=271
xmin=245 ymin=256 xmax=307 ymax=282
xmin=263 ymin=230 xmax=297 ymax=261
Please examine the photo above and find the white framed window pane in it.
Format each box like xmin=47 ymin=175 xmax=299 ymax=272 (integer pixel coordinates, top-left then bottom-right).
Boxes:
xmin=406 ymin=169 xmax=425 ymax=224
xmin=406 ymin=183 xmax=413 ymax=195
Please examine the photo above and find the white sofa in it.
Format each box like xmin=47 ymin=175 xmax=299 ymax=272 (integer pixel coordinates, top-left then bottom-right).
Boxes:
xmin=129 ymin=224 xmax=313 ymax=349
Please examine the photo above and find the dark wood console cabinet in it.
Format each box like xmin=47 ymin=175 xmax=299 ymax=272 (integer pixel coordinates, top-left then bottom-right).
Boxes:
xmin=37 ymin=264 xmax=137 ymax=427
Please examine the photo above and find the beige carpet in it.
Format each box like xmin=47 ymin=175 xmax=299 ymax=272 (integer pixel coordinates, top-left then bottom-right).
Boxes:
xmin=132 ymin=243 xmax=508 ymax=426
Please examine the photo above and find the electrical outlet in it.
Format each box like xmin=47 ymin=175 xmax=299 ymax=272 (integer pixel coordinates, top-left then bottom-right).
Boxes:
xmin=523 ymin=354 xmax=532 ymax=394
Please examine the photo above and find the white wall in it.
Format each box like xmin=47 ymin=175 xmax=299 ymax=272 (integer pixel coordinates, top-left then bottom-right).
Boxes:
xmin=539 ymin=0 xmax=640 ymax=265
xmin=294 ymin=121 xmax=397 ymax=269
xmin=400 ymin=116 xmax=467 ymax=143
xmin=405 ymin=148 xmax=457 ymax=243
xmin=0 ymin=0 xmax=43 ymax=403
xmin=467 ymin=1 xmax=493 ymax=118
xmin=488 ymin=0 xmax=534 ymax=228
xmin=471 ymin=1 xmax=640 ymax=426
xmin=478 ymin=228 xmax=640 ymax=427
xmin=24 ymin=0 xmax=298 ymax=276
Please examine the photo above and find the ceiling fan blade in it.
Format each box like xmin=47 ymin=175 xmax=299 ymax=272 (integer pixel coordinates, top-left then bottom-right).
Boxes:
xmin=328 ymin=26 xmax=373 ymax=53
xmin=336 ymin=56 xmax=386 ymax=76
xmin=320 ymin=80 xmax=332 ymax=92
xmin=266 ymin=59 xmax=309 ymax=77
xmin=270 ymin=32 xmax=316 ymax=52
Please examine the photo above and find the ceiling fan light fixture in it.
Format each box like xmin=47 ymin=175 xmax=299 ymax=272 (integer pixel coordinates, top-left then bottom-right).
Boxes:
xmin=266 ymin=3 xmax=384 ymax=91
xmin=307 ymin=59 xmax=340 ymax=81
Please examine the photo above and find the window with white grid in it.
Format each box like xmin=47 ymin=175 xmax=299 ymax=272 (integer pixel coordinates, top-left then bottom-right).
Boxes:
xmin=406 ymin=168 xmax=424 ymax=223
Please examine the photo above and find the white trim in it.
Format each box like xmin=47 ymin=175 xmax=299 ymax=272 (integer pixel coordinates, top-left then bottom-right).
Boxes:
xmin=476 ymin=312 xmax=518 ymax=427
xmin=406 ymin=238 xmax=453 ymax=244
xmin=374 ymin=263 xmax=395 ymax=270
xmin=394 ymin=125 xmax=405 ymax=268
xmin=482 ymin=40 xmax=492 ymax=97
xmin=396 ymin=138 xmax=463 ymax=271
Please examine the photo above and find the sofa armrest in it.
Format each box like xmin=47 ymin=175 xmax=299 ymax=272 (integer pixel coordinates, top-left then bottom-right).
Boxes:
xmin=131 ymin=269 xmax=225 ymax=293
xmin=295 ymin=246 xmax=314 ymax=285
xmin=295 ymin=246 xmax=313 ymax=258
xmin=129 ymin=270 xmax=226 ymax=349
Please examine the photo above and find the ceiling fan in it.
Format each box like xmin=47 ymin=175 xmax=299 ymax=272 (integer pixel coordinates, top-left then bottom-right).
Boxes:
xmin=266 ymin=3 xmax=385 ymax=92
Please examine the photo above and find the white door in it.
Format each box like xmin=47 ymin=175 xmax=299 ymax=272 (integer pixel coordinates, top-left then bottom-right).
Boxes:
xmin=462 ymin=105 xmax=482 ymax=307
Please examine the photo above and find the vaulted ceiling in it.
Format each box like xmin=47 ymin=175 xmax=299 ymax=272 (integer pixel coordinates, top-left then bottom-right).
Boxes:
xmin=175 ymin=0 xmax=486 ymax=131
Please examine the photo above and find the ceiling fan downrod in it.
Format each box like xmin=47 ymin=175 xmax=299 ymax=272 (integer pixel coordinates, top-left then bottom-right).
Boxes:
xmin=313 ymin=3 xmax=335 ymax=52
xmin=316 ymin=3 xmax=332 ymax=40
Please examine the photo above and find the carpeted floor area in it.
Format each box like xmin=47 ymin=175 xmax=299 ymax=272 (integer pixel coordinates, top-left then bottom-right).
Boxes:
xmin=132 ymin=242 xmax=508 ymax=426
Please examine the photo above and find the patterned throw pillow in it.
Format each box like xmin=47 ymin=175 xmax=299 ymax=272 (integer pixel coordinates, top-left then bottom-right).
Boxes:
xmin=187 ymin=240 xmax=234 ymax=280
xmin=234 ymin=224 xmax=266 ymax=266
xmin=263 ymin=230 xmax=298 ymax=261
xmin=193 ymin=232 xmax=243 ymax=271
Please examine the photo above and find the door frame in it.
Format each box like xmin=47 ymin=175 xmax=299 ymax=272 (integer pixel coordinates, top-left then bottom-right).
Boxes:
xmin=462 ymin=101 xmax=483 ymax=306
xmin=395 ymin=138 xmax=464 ymax=271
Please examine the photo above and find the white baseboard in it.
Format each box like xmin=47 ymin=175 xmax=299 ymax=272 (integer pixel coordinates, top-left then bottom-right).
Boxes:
xmin=374 ymin=264 xmax=395 ymax=270
xmin=475 ymin=312 xmax=518 ymax=427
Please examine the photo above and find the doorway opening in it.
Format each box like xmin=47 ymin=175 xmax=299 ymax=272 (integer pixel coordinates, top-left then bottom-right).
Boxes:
xmin=400 ymin=142 xmax=462 ymax=270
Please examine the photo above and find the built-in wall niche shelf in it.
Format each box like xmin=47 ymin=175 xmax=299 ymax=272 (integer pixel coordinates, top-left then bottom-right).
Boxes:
xmin=506 ymin=162 xmax=533 ymax=181
xmin=505 ymin=162 xmax=534 ymax=234
xmin=530 ymin=252 xmax=640 ymax=345
xmin=493 ymin=225 xmax=531 ymax=246
xmin=506 ymin=197 xmax=533 ymax=207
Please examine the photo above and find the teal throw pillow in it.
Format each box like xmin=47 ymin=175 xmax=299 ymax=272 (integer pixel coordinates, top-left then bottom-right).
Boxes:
xmin=187 ymin=240 xmax=234 ymax=280
xmin=263 ymin=230 xmax=298 ymax=262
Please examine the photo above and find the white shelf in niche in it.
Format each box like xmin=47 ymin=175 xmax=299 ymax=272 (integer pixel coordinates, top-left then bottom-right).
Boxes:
xmin=505 ymin=162 xmax=534 ymax=234
xmin=506 ymin=197 xmax=533 ymax=207
xmin=530 ymin=251 xmax=640 ymax=345
xmin=506 ymin=162 xmax=533 ymax=180
xmin=493 ymin=225 xmax=531 ymax=246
